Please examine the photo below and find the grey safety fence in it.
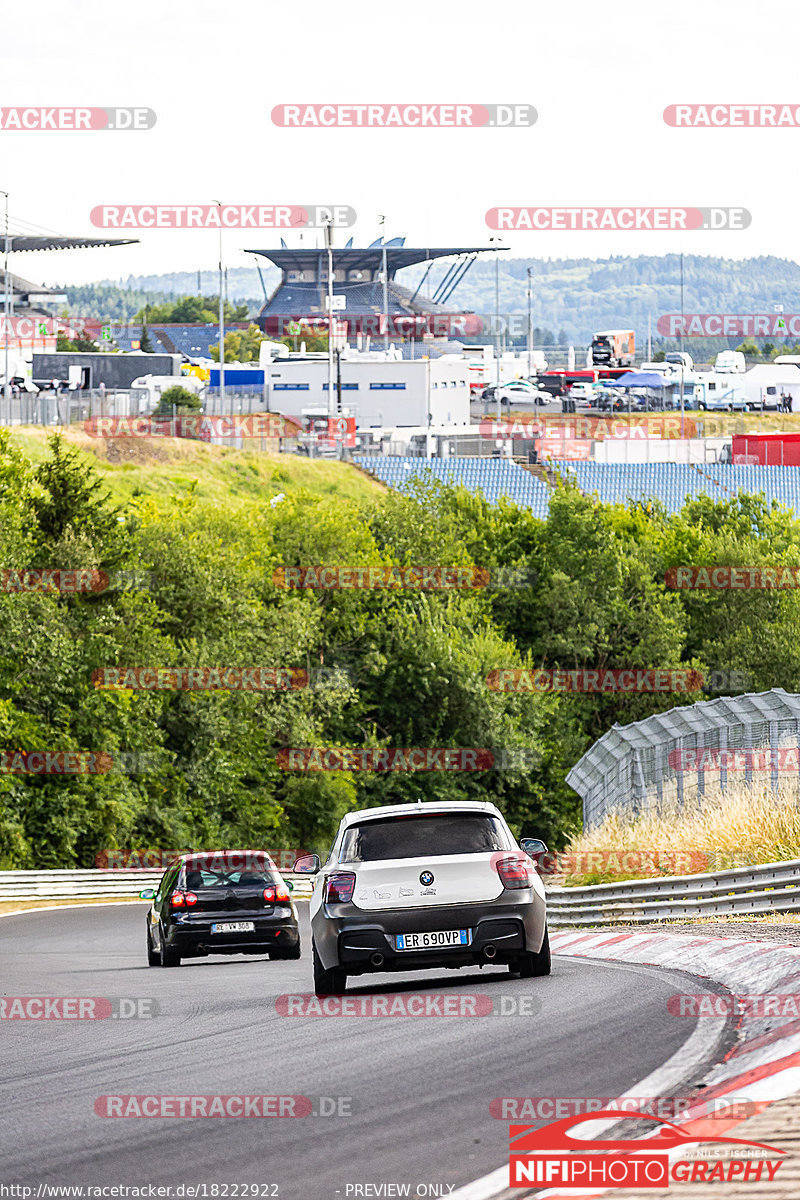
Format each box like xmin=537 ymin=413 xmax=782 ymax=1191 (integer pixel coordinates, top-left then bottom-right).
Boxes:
xmin=0 ymin=389 xmax=151 ymax=427
xmin=0 ymin=869 xmax=314 ymax=902
xmin=567 ymin=688 xmax=800 ymax=831
xmin=546 ymin=857 xmax=800 ymax=926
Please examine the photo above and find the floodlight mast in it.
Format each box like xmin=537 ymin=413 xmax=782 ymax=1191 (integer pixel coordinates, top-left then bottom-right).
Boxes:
xmin=325 ymin=220 xmax=335 ymax=417
xmin=215 ymin=200 xmax=225 ymax=407
xmin=1 ymin=191 xmax=9 ymax=417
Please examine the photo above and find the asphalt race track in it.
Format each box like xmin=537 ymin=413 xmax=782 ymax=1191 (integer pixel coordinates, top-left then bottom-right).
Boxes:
xmin=0 ymin=904 xmax=718 ymax=1198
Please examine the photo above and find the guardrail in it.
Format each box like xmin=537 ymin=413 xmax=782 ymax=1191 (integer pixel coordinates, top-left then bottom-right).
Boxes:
xmin=2 ymin=861 xmax=798 ymax=922
xmin=0 ymin=869 xmax=315 ymax=903
xmin=546 ymin=858 xmax=800 ymax=925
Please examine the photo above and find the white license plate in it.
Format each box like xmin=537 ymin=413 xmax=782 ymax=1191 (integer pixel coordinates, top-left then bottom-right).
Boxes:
xmin=210 ymin=922 xmax=255 ymax=934
xmin=395 ymin=929 xmax=470 ymax=951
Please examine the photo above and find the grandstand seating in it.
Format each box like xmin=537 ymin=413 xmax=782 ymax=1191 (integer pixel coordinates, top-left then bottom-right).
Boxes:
xmin=112 ymin=325 xmax=252 ymax=358
xmin=549 ymin=462 xmax=800 ymax=516
xmin=356 ymin=457 xmax=800 ymax=521
xmin=353 ymin=456 xmax=551 ymax=517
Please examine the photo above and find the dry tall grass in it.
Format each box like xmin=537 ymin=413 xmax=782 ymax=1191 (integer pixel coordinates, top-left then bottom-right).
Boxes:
xmin=556 ymin=781 xmax=800 ymax=885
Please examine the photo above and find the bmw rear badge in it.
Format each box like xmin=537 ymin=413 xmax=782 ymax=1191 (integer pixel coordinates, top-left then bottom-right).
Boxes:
xmin=419 ymin=871 xmax=434 ymax=886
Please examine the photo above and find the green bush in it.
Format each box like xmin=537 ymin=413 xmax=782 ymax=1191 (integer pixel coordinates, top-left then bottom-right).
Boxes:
xmin=155 ymin=386 xmax=202 ymax=414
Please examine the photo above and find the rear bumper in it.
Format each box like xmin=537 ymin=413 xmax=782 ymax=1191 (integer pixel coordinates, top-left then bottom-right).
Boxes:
xmin=312 ymin=895 xmax=546 ymax=973
xmin=165 ymin=913 xmax=299 ymax=956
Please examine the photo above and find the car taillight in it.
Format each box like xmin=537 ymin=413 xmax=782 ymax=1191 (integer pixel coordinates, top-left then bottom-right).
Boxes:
xmin=324 ymin=872 xmax=356 ymax=903
xmin=184 ymin=892 xmax=198 ymax=906
xmin=496 ymin=855 xmax=535 ymax=889
xmin=170 ymin=892 xmax=186 ymax=907
xmin=263 ymin=882 xmax=291 ymax=903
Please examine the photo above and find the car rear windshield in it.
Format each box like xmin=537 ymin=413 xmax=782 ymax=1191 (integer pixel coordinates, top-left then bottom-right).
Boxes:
xmin=338 ymin=813 xmax=511 ymax=862
xmin=181 ymin=865 xmax=279 ymax=889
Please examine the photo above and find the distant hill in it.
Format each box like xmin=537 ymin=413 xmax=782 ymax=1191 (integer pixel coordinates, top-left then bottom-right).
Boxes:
xmin=58 ymin=255 xmax=800 ymax=348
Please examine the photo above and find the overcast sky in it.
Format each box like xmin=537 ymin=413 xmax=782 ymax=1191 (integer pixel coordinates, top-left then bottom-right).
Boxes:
xmin=4 ymin=0 xmax=799 ymax=288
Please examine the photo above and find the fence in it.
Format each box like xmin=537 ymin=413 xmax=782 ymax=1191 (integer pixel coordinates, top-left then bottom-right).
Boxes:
xmin=0 ymin=389 xmax=151 ymax=427
xmin=2 ymin=861 xmax=797 ymax=925
xmin=0 ymin=869 xmax=314 ymax=902
xmin=547 ymin=858 xmax=800 ymax=925
xmin=567 ymin=688 xmax=800 ymax=830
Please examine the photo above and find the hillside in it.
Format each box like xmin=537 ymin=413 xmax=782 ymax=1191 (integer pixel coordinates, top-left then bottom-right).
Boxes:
xmin=8 ymin=429 xmax=385 ymax=507
xmin=57 ymin=255 xmax=800 ymax=349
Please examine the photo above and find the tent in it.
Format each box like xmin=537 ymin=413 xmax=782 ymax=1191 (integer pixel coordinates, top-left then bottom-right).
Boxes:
xmin=612 ymin=371 xmax=671 ymax=389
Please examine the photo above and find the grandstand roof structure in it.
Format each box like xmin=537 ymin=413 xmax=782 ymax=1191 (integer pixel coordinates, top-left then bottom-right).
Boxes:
xmin=4 ymin=235 xmax=138 ymax=252
xmin=246 ymin=241 xmax=501 ymax=338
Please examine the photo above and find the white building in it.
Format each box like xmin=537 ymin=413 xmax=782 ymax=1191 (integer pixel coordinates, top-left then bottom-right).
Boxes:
xmin=266 ymin=352 xmax=471 ymax=428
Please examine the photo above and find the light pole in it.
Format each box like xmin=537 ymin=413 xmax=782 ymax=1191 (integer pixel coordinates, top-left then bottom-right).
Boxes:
xmin=325 ymin=219 xmax=335 ymax=417
xmin=378 ymin=214 xmax=389 ymax=354
xmin=1 ymin=191 xmax=9 ymax=423
xmin=214 ymin=200 xmax=225 ymax=410
xmin=527 ymin=266 xmax=534 ymax=410
xmin=681 ymin=254 xmax=686 ymax=357
xmin=488 ymin=236 xmax=504 ymax=426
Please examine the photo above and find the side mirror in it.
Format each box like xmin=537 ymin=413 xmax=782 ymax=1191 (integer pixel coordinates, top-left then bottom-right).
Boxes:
xmin=138 ymin=888 xmax=156 ymax=900
xmin=286 ymin=880 xmax=294 ymax=892
xmin=293 ymin=853 xmax=321 ymax=875
xmin=520 ymin=838 xmax=548 ymax=860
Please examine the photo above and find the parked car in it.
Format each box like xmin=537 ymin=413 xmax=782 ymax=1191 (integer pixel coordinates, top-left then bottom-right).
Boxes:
xmin=569 ymin=383 xmax=595 ymax=407
xmin=296 ymin=800 xmax=550 ymax=995
xmin=481 ymin=379 xmax=552 ymax=406
xmin=140 ymin=850 xmax=301 ymax=967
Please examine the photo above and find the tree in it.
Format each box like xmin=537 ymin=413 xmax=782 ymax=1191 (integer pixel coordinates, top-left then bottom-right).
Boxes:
xmin=280 ymin=329 xmax=329 ymax=353
xmin=135 ymin=295 xmax=250 ymax=324
xmin=31 ymin=434 xmax=123 ymax=553
xmin=209 ymin=325 xmax=265 ymax=363
xmin=156 ymin=385 xmax=202 ymax=414
xmin=56 ymin=334 xmax=101 ymax=353
xmin=139 ymin=326 xmax=154 ymax=353
xmin=736 ymin=341 xmax=760 ymax=358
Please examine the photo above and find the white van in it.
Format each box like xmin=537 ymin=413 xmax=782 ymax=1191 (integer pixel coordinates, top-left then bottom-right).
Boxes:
xmin=714 ymin=350 xmax=746 ymax=374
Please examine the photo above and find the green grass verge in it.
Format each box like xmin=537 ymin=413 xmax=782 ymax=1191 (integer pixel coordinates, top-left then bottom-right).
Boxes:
xmin=9 ymin=427 xmax=385 ymax=507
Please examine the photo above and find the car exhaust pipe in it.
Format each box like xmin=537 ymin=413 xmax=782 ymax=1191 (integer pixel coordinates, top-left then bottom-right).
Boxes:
xmin=370 ymin=952 xmax=385 ymax=968
xmin=483 ymin=944 xmax=497 ymax=960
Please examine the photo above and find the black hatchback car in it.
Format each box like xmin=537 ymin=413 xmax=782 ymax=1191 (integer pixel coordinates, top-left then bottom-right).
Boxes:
xmin=140 ymin=851 xmax=301 ymax=967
